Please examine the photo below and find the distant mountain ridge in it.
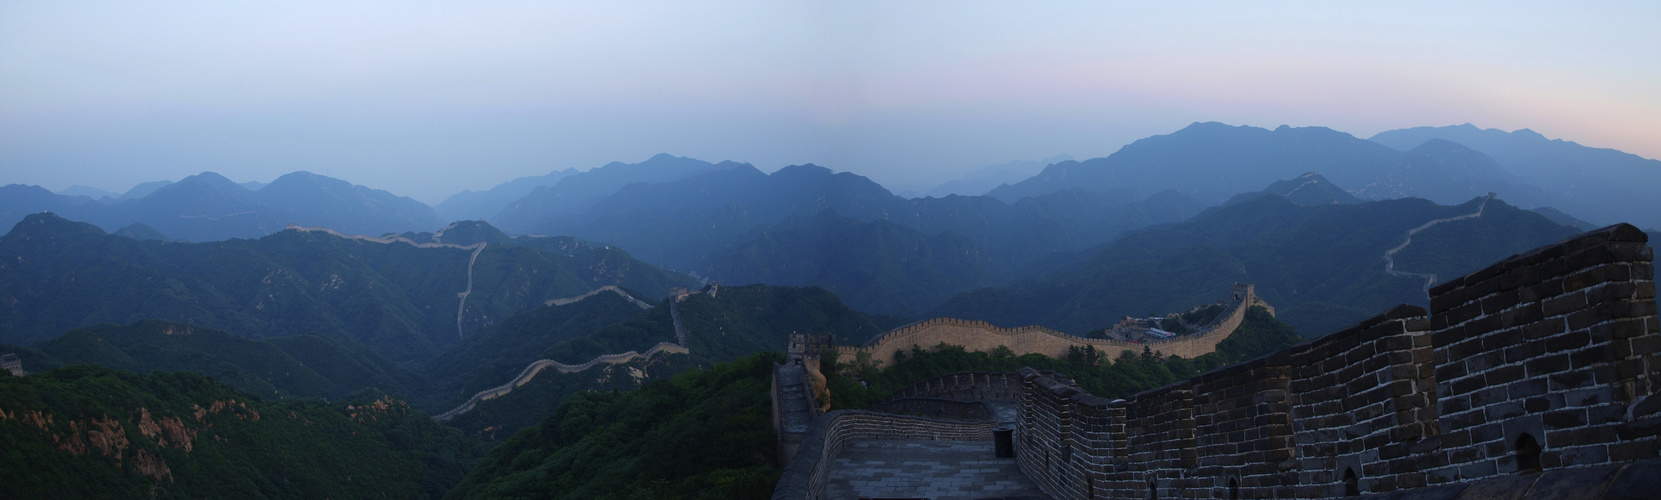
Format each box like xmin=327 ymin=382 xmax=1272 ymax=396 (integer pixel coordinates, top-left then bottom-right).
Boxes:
xmin=1370 ymin=124 xmax=1661 ymax=229
xmin=986 ymin=122 xmax=1557 ymax=211
xmin=2 ymin=170 xmax=444 ymax=242
xmin=435 ymin=167 xmax=578 ymax=222
xmin=933 ymin=184 xmax=1584 ymax=337
xmin=926 ymin=154 xmax=1071 ymax=198
xmin=494 ymin=159 xmax=1202 ymax=313
xmin=491 ymin=154 xmax=741 ymax=234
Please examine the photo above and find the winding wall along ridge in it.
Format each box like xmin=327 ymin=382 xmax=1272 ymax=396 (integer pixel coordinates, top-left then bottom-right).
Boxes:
xmin=431 ymin=341 xmax=688 ymax=421
xmin=546 ymin=285 xmax=654 ymax=310
xmin=853 ymin=285 xmax=1267 ymax=367
xmin=287 ymin=224 xmax=489 ymax=340
xmin=1383 ymin=193 xmax=1493 ymax=292
xmin=432 ymin=287 xmax=701 ymax=421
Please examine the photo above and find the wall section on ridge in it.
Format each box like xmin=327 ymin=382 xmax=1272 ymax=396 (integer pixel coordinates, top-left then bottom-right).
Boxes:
xmin=854 ymin=284 xmax=1267 ymax=368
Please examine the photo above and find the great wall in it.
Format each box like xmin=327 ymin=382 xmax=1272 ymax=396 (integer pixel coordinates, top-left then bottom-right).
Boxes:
xmin=774 ymin=223 xmax=1660 ymax=499
xmin=854 ymin=283 xmax=1273 ymax=367
xmin=431 ymin=286 xmax=701 ymax=421
xmin=286 ymin=224 xmax=487 ymax=340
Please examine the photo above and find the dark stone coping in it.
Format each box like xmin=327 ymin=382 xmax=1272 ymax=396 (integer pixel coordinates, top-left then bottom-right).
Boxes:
xmin=1358 ymin=458 xmax=1661 ymax=499
xmin=1429 ymin=223 xmax=1648 ymax=297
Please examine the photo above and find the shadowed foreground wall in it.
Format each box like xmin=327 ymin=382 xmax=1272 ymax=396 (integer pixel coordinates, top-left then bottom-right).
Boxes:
xmin=1012 ymin=224 xmax=1658 ymax=499
xmin=776 ymin=224 xmax=1659 ymax=499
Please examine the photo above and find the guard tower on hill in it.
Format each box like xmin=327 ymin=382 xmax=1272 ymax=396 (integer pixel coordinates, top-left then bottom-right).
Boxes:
xmin=1 ymin=353 xmax=23 ymax=377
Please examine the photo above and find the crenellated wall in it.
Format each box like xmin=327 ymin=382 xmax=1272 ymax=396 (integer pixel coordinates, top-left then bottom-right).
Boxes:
xmin=1001 ymin=223 xmax=1659 ymax=499
xmin=871 ymin=371 xmax=1026 ymax=404
xmin=854 ymin=284 xmax=1269 ymax=368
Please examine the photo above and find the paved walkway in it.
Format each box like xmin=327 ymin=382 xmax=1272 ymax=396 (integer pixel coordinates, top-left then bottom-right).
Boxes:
xmin=823 ymin=440 xmax=1050 ymax=500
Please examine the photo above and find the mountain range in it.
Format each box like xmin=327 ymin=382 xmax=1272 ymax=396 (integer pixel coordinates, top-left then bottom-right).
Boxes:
xmin=1370 ymin=124 xmax=1661 ymax=229
xmin=985 ymin=122 xmax=1551 ymax=209
xmin=932 ymin=191 xmax=1585 ymax=337
xmin=0 ymin=213 xmax=697 ymax=365
xmin=3 ymin=171 xmax=443 ymax=242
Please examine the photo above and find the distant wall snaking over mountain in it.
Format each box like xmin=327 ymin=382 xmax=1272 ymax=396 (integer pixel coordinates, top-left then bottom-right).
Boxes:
xmin=0 ymin=213 xmax=697 ymax=366
xmin=931 ymin=194 xmax=1584 ymax=338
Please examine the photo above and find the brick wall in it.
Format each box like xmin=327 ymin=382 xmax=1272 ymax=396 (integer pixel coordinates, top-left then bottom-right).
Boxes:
xmin=773 ymin=224 xmax=1658 ymax=499
xmin=1426 ymin=223 xmax=1659 ymax=480
xmin=1001 ymin=224 xmax=1660 ymax=499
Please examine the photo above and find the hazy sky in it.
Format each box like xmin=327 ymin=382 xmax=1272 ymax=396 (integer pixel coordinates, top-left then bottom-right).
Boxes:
xmin=3 ymin=1 xmax=1658 ymax=203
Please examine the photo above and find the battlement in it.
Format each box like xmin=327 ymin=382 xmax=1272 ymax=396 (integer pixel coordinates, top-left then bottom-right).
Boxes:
xmin=853 ymin=284 xmax=1268 ymax=368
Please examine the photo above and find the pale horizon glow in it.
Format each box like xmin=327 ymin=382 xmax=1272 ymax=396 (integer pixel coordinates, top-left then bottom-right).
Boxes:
xmin=3 ymin=1 xmax=1658 ymax=203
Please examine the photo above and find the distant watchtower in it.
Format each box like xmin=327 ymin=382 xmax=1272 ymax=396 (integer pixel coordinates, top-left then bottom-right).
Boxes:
xmin=1230 ymin=283 xmax=1254 ymax=303
xmin=787 ymin=333 xmax=834 ymax=360
xmin=1 ymin=353 xmax=23 ymax=377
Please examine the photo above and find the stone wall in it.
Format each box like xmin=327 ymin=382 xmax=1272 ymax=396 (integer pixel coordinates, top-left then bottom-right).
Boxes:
xmin=872 ymin=371 xmax=1026 ymax=404
xmin=866 ymin=397 xmax=993 ymax=422
xmin=1002 ymin=223 xmax=1660 ymax=499
xmin=854 ymin=284 xmax=1267 ymax=368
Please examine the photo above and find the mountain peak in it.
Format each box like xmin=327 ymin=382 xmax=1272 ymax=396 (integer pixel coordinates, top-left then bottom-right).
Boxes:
xmin=1226 ymin=172 xmax=1360 ymax=206
xmin=7 ymin=212 xmax=109 ymax=240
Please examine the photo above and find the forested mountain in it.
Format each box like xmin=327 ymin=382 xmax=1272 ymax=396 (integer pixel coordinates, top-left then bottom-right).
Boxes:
xmin=491 ymin=154 xmax=740 ymax=234
xmin=986 ymin=122 xmax=1552 ymax=208
xmin=1370 ymin=124 xmax=1661 ymax=229
xmin=1 ymin=171 xmax=444 ymax=242
xmin=0 ymin=213 xmax=697 ymax=365
xmin=436 ymin=167 xmax=578 ymax=222
xmin=444 ymin=352 xmax=783 ymax=500
xmin=33 ymin=320 xmax=418 ymax=400
xmin=0 ymin=366 xmax=484 ymax=499
xmin=419 ymin=290 xmax=654 ymax=410
xmin=932 ymin=192 xmax=1583 ymax=337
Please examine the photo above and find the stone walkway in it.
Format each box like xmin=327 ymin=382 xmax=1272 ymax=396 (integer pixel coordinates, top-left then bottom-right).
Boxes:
xmin=823 ymin=440 xmax=1050 ymax=500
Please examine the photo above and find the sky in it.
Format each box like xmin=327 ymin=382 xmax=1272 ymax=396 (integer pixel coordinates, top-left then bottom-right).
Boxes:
xmin=2 ymin=1 xmax=1658 ymax=204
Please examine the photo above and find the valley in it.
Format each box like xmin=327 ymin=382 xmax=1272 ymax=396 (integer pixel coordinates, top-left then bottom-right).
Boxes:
xmin=2 ymin=121 xmax=1658 ymax=499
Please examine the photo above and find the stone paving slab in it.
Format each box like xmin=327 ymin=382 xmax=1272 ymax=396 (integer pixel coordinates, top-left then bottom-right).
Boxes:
xmin=823 ymin=439 xmax=1051 ymax=500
